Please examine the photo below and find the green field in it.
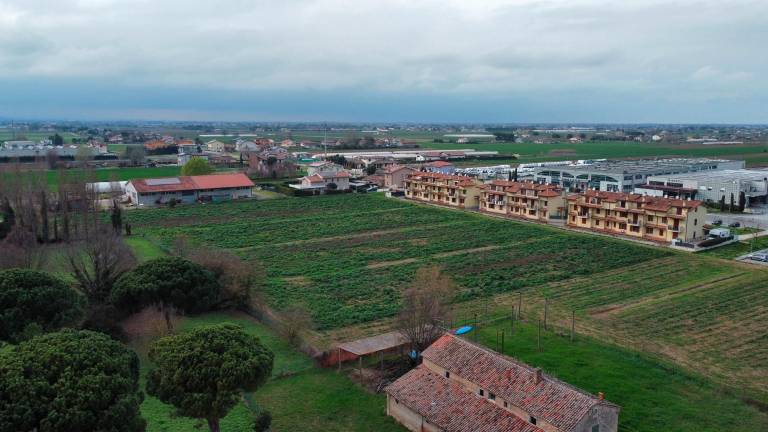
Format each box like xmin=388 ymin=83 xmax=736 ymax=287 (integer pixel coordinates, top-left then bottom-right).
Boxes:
xmin=699 ymin=236 xmax=768 ymax=259
xmin=124 ymin=194 xmax=668 ymax=329
xmin=0 ymin=131 xmax=81 ymax=144
xmin=135 ymin=312 xmax=404 ymax=432
xmin=472 ymin=320 xmax=768 ymax=432
xmin=423 ymin=140 xmax=768 ymax=165
xmin=43 ymin=166 xmax=182 ymax=187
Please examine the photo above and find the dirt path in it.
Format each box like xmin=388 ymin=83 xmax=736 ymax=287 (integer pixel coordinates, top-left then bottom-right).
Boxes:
xmin=366 ymin=245 xmax=503 ymax=269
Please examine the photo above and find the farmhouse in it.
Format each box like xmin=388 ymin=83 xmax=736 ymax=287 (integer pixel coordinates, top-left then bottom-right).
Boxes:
xmin=386 ymin=334 xmax=619 ymax=432
xmin=566 ymin=190 xmax=705 ymax=242
xmin=206 ymin=139 xmax=235 ymax=153
xmin=126 ymin=172 xmax=254 ymax=206
xmin=383 ymin=165 xmax=417 ymax=191
xmin=405 ymin=172 xmax=482 ymax=209
xmin=480 ymin=180 xmax=566 ymax=222
xmin=290 ymin=170 xmax=351 ymax=193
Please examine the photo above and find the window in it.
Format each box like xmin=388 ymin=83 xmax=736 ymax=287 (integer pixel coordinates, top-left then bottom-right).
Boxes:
xmin=479 ymin=389 xmax=484 ymax=397
xmin=592 ymin=425 xmax=600 ymax=432
xmin=503 ymin=402 xmax=508 ymax=408
xmin=488 ymin=392 xmax=496 ymax=401
xmin=694 ymin=218 xmax=698 ymax=226
xmin=529 ymin=416 xmax=537 ymax=425
xmin=445 ymin=371 xmax=450 ymax=378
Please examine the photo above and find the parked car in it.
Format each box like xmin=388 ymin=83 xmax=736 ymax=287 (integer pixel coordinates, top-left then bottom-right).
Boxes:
xmin=712 ymin=219 xmax=723 ymax=226
xmin=748 ymin=253 xmax=768 ymax=262
xmin=728 ymin=222 xmax=741 ymax=228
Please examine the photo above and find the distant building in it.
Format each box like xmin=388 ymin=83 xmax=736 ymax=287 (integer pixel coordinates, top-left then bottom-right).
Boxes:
xmin=424 ymin=160 xmax=456 ymax=174
xmin=566 ymin=190 xmax=706 ymax=242
xmin=126 ymin=173 xmax=254 ymax=206
xmin=206 ymin=140 xmax=235 ymax=153
xmin=643 ymin=170 xmax=768 ymax=206
xmin=386 ymin=333 xmax=619 ymax=432
xmin=480 ymin=180 xmax=566 ymax=222
xmin=383 ymin=165 xmax=417 ymax=191
xmin=306 ymin=161 xmax=344 ymax=176
xmin=290 ymin=170 xmax=351 ymax=193
xmin=235 ymin=140 xmax=259 ymax=152
xmin=405 ymin=172 xmax=481 ymax=209
xmin=534 ymin=158 xmax=744 ymax=193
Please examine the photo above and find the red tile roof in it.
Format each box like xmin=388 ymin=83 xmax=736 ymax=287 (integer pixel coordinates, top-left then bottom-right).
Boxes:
xmin=408 ymin=172 xmax=478 ymax=187
xmin=483 ymin=180 xmax=562 ymax=197
xmin=426 ymin=161 xmax=455 ymax=168
xmin=384 ymin=165 xmax=416 ymax=174
xmin=567 ymin=190 xmax=703 ymax=211
xmin=421 ymin=334 xmax=616 ymax=431
xmin=130 ymin=173 xmax=254 ymax=193
xmin=386 ymin=365 xmax=544 ymax=432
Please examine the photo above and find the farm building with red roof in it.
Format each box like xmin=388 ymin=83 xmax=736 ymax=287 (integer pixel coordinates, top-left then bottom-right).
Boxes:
xmin=386 ymin=334 xmax=619 ymax=432
xmin=126 ymin=172 xmax=254 ymax=206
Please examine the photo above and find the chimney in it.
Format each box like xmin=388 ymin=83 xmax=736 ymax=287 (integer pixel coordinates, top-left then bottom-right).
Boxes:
xmin=533 ymin=368 xmax=542 ymax=384
xmin=598 ymin=392 xmax=605 ymax=400
xmin=506 ymin=369 xmax=512 ymax=380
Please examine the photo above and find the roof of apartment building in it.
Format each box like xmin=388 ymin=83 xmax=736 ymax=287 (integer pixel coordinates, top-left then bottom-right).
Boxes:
xmin=408 ymin=171 xmax=477 ymax=186
xmin=304 ymin=171 xmax=351 ymax=183
xmin=387 ymin=365 xmax=544 ymax=432
xmin=384 ymin=164 xmax=417 ymax=174
xmin=567 ymin=190 xmax=703 ymax=210
xmin=130 ymin=172 xmax=254 ymax=193
xmin=418 ymin=334 xmax=616 ymax=432
xmin=482 ymin=180 xmax=562 ymax=198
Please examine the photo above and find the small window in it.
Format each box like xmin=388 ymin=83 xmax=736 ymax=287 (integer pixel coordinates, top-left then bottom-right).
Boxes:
xmin=592 ymin=425 xmax=600 ymax=432
xmin=445 ymin=371 xmax=450 ymax=378
xmin=479 ymin=389 xmax=484 ymax=397
xmin=488 ymin=392 xmax=496 ymax=401
xmin=530 ymin=416 xmax=537 ymax=425
xmin=503 ymin=402 xmax=508 ymax=408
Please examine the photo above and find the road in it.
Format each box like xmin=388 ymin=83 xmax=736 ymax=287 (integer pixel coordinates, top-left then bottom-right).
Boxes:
xmin=705 ymin=203 xmax=768 ymax=229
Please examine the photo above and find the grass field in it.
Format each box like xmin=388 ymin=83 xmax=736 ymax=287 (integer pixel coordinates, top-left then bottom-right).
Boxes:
xmin=699 ymin=236 xmax=768 ymax=259
xmin=472 ymin=321 xmax=768 ymax=432
xmin=0 ymin=131 xmax=82 ymax=144
xmin=123 ymin=194 xmax=768 ymax=411
xmin=124 ymin=194 xmax=668 ymax=329
xmin=422 ymin=140 xmax=768 ymax=166
xmin=45 ymin=166 xmax=182 ymax=186
xmin=134 ymin=312 xmax=404 ymax=432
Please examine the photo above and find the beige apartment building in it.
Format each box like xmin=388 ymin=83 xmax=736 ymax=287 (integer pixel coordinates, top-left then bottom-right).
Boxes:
xmin=383 ymin=165 xmax=417 ymax=191
xmin=480 ymin=180 xmax=566 ymax=223
xmin=405 ymin=172 xmax=482 ymax=209
xmin=566 ymin=190 xmax=705 ymax=242
xmin=386 ymin=334 xmax=619 ymax=432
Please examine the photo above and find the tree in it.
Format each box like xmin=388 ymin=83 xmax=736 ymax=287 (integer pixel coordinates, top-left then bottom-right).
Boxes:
xmin=147 ymin=324 xmax=274 ymax=432
xmin=67 ymin=227 xmax=136 ymax=304
xmin=188 ymin=248 xmax=265 ymax=309
xmin=123 ymin=146 xmax=146 ymax=165
xmin=0 ymin=269 xmax=85 ymax=342
xmin=365 ymin=164 xmax=377 ymax=175
xmin=111 ymin=199 xmax=123 ymax=232
xmin=738 ymin=191 xmax=746 ymax=212
xmin=50 ymin=133 xmax=64 ymax=146
xmin=279 ymin=305 xmax=313 ymax=346
xmin=0 ymin=196 xmax=14 ymax=240
xmin=719 ymin=195 xmax=726 ymax=212
xmin=730 ymin=192 xmax=736 ymax=213
xmin=110 ymin=257 xmax=221 ymax=330
xmin=0 ymin=329 xmax=145 ymax=432
xmin=181 ymin=157 xmax=213 ymax=176
xmin=397 ymin=266 xmax=455 ymax=355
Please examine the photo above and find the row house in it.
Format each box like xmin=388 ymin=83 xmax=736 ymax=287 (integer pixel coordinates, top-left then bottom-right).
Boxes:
xmin=386 ymin=333 xmax=619 ymax=432
xmin=566 ymin=190 xmax=705 ymax=242
xmin=480 ymin=180 xmax=566 ymax=223
xmin=405 ymin=172 xmax=482 ymax=209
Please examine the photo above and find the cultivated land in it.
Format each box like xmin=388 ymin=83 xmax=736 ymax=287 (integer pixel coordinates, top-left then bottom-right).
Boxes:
xmin=124 ymin=194 xmax=768 ymax=412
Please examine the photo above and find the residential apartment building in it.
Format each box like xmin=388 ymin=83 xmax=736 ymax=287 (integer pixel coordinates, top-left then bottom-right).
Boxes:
xmin=383 ymin=165 xmax=417 ymax=191
xmin=479 ymin=180 xmax=566 ymax=222
xmin=404 ymin=172 xmax=481 ymax=209
xmin=566 ymin=190 xmax=705 ymax=242
xmin=386 ymin=334 xmax=619 ymax=432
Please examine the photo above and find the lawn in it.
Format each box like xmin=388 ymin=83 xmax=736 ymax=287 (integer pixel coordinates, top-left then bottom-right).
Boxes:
xmin=472 ymin=320 xmax=768 ymax=432
xmin=699 ymin=236 xmax=768 ymax=259
xmin=135 ymin=312 xmax=403 ymax=432
xmin=45 ymin=166 xmax=181 ymax=187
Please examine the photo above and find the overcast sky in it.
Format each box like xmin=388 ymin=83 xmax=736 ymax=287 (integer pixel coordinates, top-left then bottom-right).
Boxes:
xmin=0 ymin=0 xmax=766 ymax=123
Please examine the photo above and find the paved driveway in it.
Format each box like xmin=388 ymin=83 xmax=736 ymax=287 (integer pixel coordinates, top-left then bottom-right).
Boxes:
xmin=706 ymin=203 xmax=768 ymax=228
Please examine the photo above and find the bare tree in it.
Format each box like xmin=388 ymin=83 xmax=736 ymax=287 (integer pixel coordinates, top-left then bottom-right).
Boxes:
xmin=279 ymin=305 xmax=314 ymax=346
xmin=0 ymin=225 xmax=47 ymax=270
xmin=67 ymin=227 xmax=137 ymax=303
xmin=397 ymin=266 xmax=455 ymax=354
xmin=188 ymin=248 xmax=266 ymax=310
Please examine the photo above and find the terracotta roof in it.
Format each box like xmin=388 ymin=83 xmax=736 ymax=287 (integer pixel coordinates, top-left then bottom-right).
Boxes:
xmin=305 ymin=174 xmax=325 ymax=183
xmin=421 ymin=334 xmax=615 ymax=431
xmin=387 ymin=365 xmax=544 ymax=432
xmin=408 ymin=172 xmax=477 ymax=186
xmin=483 ymin=181 xmax=562 ymax=196
xmin=130 ymin=173 xmax=253 ymax=193
xmin=190 ymin=173 xmax=254 ymax=189
xmin=426 ymin=161 xmax=455 ymax=168
xmin=569 ymin=190 xmax=703 ymax=210
xmin=384 ymin=165 xmax=417 ymax=174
